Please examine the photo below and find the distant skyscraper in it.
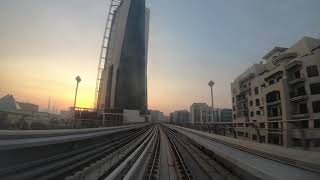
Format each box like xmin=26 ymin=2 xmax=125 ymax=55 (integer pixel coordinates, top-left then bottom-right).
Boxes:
xmin=97 ymin=0 xmax=149 ymax=112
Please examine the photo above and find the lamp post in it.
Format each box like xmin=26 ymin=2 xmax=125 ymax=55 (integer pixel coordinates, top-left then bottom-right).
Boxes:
xmin=208 ymin=80 xmax=215 ymax=123
xmin=73 ymin=75 xmax=81 ymax=128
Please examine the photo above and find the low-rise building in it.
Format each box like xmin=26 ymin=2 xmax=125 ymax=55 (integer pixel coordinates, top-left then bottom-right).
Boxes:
xmin=17 ymin=102 xmax=39 ymax=112
xmin=190 ymin=103 xmax=223 ymax=123
xmin=231 ymin=37 xmax=320 ymax=149
xmin=219 ymin=108 xmax=233 ymax=122
xmin=190 ymin=103 xmax=211 ymax=124
xmin=171 ymin=110 xmax=190 ymax=123
xmin=150 ymin=110 xmax=164 ymax=122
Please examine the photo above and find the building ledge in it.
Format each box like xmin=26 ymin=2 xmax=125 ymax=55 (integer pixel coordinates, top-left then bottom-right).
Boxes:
xmin=272 ymin=52 xmax=298 ymax=65
xmin=267 ymin=100 xmax=281 ymax=106
xmin=288 ymin=77 xmax=306 ymax=85
xmin=291 ymin=113 xmax=310 ymax=119
xmin=240 ymin=86 xmax=251 ymax=93
xmin=290 ymin=95 xmax=308 ymax=102
xmin=286 ymin=60 xmax=302 ymax=70
xmin=267 ymin=116 xmax=282 ymax=121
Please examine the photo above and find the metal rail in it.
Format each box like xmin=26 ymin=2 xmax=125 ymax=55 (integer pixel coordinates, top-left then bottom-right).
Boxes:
xmin=166 ymin=124 xmax=320 ymax=180
xmin=0 ymin=124 xmax=148 ymax=150
xmin=164 ymin=125 xmax=239 ymax=180
xmin=0 ymin=127 xmax=149 ymax=180
xmin=0 ymin=124 xmax=148 ymax=139
xmin=67 ymin=126 xmax=154 ymax=180
xmin=104 ymin=127 xmax=156 ymax=180
xmin=166 ymin=128 xmax=192 ymax=180
xmin=145 ymin=128 xmax=161 ymax=180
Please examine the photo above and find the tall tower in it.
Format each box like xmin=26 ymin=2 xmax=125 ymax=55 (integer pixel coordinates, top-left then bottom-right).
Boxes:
xmin=96 ymin=0 xmax=149 ymax=113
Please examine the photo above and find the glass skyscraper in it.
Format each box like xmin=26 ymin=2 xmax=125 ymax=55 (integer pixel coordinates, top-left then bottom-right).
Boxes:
xmin=97 ymin=0 xmax=149 ymax=113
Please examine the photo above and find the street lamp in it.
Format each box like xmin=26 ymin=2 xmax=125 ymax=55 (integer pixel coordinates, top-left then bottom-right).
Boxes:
xmin=208 ymin=80 xmax=215 ymax=123
xmin=73 ymin=75 xmax=81 ymax=127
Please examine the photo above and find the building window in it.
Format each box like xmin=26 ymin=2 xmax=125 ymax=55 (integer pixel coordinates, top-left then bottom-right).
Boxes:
xmin=233 ymin=114 xmax=236 ymax=119
xmin=255 ymin=99 xmax=260 ymax=106
xmin=261 ymin=84 xmax=266 ymax=88
xmin=294 ymin=71 xmax=301 ymax=78
xmin=254 ymin=87 xmax=259 ymax=95
xmin=307 ymin=65 xmax=319 ymax=77
xmin=232 ymin=97 xmax=234 ymax=103
xmin=315 ymin=119 xmax=320 ymax=128
xmin=266 ymin=91 xmax=281 ymax=103
xmin=252 ymin=134 xmax=257 ymax=141
xmin=299 ymin=103 xmax=308 ymax=114
xmin=313 ymin=101 xmax=320 ymax=113
xmin=259 ymin=123 xmax=265 ymax=128
xmin=250 ymin=111 xmax=254 ymax=117
xmin=269 ymin=80 xmax=275 ymax=85
xmin=250 ymin=100 xmax=253 ymax=106
xmin=297 ymin=86 xmax=306 ymax=96
xmin=256 ymin=111 xmax=260 ymax=115
xmin=276 ymin=76 xmax=282 ymax=82
xmin=260 ymin=136 xmax=265 ymax=143
xmin=310 ymin=83 xmax=320 ymax=95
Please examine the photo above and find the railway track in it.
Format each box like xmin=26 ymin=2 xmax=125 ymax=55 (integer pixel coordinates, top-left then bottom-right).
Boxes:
xmin=0 ymin=125 xmax=151 ymax=180
xmin=163 ymin=125 xmax=239 ymax=180
xmin=166 ymin=130 xmax=193 ymax=180
xmin=2 ymin=124 xmax=318 ymax=180
xmin=144 ymin=127 xmax=161 ymax=180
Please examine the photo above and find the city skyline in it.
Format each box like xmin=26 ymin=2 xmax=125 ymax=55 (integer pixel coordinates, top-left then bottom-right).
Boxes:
xmin=1 ymin=0 xmax=320 ymax=114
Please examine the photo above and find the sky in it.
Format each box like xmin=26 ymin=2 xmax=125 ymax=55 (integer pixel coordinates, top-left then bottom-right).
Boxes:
xmin=0 ymin=0 xmax=320 ymax=114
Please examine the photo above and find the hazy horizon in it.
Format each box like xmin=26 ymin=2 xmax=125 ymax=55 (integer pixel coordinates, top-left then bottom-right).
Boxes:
xmin=1 ymin=0 xmax=320 ymax=114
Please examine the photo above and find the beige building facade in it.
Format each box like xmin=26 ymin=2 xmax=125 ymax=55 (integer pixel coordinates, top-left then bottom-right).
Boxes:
xmin=231 ymin=37 xmax=320 ymax=149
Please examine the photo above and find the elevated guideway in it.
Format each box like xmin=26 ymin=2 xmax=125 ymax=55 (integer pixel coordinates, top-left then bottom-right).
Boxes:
xmin=0 ymin=123 xmax=149 ymax=150
xmin=1 ymin=123 xmax=319 ymax=180
xmin=165 ymin=124 xmax=320 ymax=180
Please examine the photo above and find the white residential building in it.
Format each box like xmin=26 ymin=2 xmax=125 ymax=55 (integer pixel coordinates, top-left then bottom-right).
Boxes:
xmin=231 ymin=37 xmax=320 ymax=149
xmin=150 ymin=110 xmax=164 ymax=122
xmin=171 ymin=110 xmax=190 ymax=123
xmin=190 ymin=103 xmax=224 ymax=123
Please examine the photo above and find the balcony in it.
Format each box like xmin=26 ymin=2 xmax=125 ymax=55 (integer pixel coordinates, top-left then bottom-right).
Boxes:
xmin=237 ymin=98 xmax=248 ymax=103
xmin=291 ymin=113 xmax=310 ymax=119
xmin=286 ymin=60 xmax=302 ymax=70
xmin=290 ymin=91 xmax=308 ymax=102
xmin=267 ymin=116 xmax=282 ymax=121
xmin=288 ymin=75 xmax=305 ymax=85
xmin=238 ymin=107 xmax=248 ymax=113
xmin=266 ymin=100 xmax=281 ymax=106
xmin=271 ymin=52 xmax=297 ymax=65
xmin=290 ymin=95 xmax=308 ymax=102
xmin=267 ymin=128 xmax=283 ymax=134
xmin=237 ymin=116 xmax=249 ymax=122
xmin=289 ymin=128 xmax=320 ymax=139
xmin=240 ymin=86 xmax=251 ymax=93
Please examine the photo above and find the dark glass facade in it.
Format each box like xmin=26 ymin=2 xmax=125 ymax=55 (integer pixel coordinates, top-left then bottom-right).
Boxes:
xmin=100 ymin=0 xmax=148 ymax=112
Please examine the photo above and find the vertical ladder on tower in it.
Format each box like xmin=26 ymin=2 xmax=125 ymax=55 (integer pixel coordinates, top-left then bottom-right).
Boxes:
xmin=94 ymin=0 xmax=122 ymax=109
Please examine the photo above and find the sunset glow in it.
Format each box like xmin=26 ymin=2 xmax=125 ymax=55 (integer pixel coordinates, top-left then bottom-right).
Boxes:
xmin=1 ymin=0 xmax=319 ymax=114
